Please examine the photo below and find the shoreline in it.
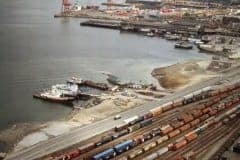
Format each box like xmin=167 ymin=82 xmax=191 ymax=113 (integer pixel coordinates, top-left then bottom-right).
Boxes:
xmin=151 ymin=59 xmax=217 ymax=90
xmin=1 ymin=55 xmax=236 ymax=155
xmin=0 ymin=52 xmax=234 ymax=156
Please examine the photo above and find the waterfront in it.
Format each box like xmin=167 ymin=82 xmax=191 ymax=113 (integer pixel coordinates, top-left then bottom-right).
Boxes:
xmin=0 ymin=0 xmax=208 ymax=132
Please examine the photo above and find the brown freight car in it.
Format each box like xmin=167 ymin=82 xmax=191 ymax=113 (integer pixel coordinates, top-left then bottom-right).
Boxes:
xmin=190 ymin=119 xmax=200 ymax=126
xmin=184 ymin=132 xmax=198 ymax=142
xmin=170 ymin=119 xmax=184 ymax=129
xmin=160 ymin=125 xmax=174 ymax=135
xmin=168 ymin=129 xmax=181 ymax=138
xmin=179 ymin=124 xmax=191 ymax=132
xmin=173 ymin=139 xmax=187 ymax=150
xmin=150 ymin=106 xmax=162 ymax=116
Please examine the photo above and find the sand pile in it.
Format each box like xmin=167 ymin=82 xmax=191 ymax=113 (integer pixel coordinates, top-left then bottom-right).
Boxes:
xmin=152 ymin=60 xmax=216 ymax=90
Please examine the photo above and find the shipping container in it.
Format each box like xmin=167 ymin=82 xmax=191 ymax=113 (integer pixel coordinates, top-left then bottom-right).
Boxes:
xmin=162 ymin=102 xmax=173 ymax=112
xmin=209 ymin=108 xmax=218 ymax=116
xmin=143 ymin=133 xmax=152 ymax=141
xmin=128 ymin=148 xmax=143 ymax=159
xmin=156 ymin=135 xmax=169 ymax=144
xmin=168 ymin=129 xmax=181 ymax=138
xmin=143 ymin=142 xmax=157 ymax=152
xmin=193 ymin=90 xmax=203 ymax=101
xmin=173 ymin=98 xmax=184 ymax=108
xmin=168 ymin=143 xmax=174 ymax=150
xmin=190 ymin=119 xmax=200 ymax=127
xmin=128 ymin=123 xmax=141 ymax=133
xmin=114 ymin=140 xmax=133 ymax=153
xmin=171 ymin=120 xmax=184 ymax=129
xmin=202 ymin=86 xmax=213 ymax=92
xmin=209 ymin=90 xmax=219 ymax=97
xmin=183 ymin=93 xmax=194 ymax=104
xmin=173 ymin=139 xmax=187 ymax=150
xmin=95 ymin=135 xmax=113 ymax=147
xmin=140 ymin=119 xmax=153 ymax=127
xmin=157 ymin=147 xmax=169 ymax=156
xmin=129 ymin=116 xmax=144 ymax=125
xmin=143 ymin=112 xmax=153 ymax=119
xmin=175 ymin=137 xmax=185 ymax=143
xmin=118 ymin=156 xmax=128 ymax=160
xmin=179 ymin=124 xmax=191 ymax=132
xmin=160 ymin=124 xmax=174 ymax=135
xmin=201 ymin=92 xmax=209 ymax=99
xmin=143 ymin=152 xmax=158 ymax=160
xmin=64 ymin=149 xmax=80 ymax=160
xmin=112 ymin=129 xmax=129 ymax=139
xmin=220 ymin=94 xmax=228 ymax=99
xmin=78 ymin=142 xmax=95 ymax=153
xmin=133 ymin=135 xmax=145 ymax=145
xmin=217 ymin=103 xmax=226 ymax=111
xmin=193 ymin=90 xmax=202 ymax=97
xmin=202 ymin=107 xmax=211 ymax=114
xmin=213 ymin=97 xmax=221 ymax=103
xmin=232 ymin=98 xmax=239 ymax=104
xmin=234 ymin=81 xmax=240 ymax=89
xmin=204 ymin=101 xmax=215 ymax=107
xmin=223 ymin=118 xmax=229 ymax=124
xmin=190 ymin=109 xmax=203 ymax=118
xmin=225 ymin=101 xmax=233 ymax=108
xmin=178 ymin=113 xmax=194 ymax=123
xmin=150 ymin=107 xmax=162 ymax=116
xmin=184 ymin=132 xmax=198 ymax=142
xmin=124 ymin=116 xmax=139 ymax=124
xmin=220 ymin=86 xmax=228 ymax=93
xmin=197 ymin=104 xmax=206 ymax=110
xmin=199 ymin=114 xmax=210 ymax=121
xmin=226 ymin=84 xmax=235 ymax=91
xmin=115 ymin=123 xmax=128 ymax=132
xmin=151 ymin=127 xmax=161 ymax=137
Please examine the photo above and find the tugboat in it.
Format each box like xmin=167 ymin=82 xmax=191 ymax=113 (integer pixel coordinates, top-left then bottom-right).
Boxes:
xmin=175 ymin=41 xmax=193 ymax=49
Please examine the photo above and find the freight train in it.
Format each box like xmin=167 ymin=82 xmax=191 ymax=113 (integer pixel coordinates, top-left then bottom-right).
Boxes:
xmin=142 ymin=104 xmax=240 ymax=160
xmin=49 ymin=81 xmax=240 ymax=160
xmin=91 ymin=95 xmax=240 ymax=160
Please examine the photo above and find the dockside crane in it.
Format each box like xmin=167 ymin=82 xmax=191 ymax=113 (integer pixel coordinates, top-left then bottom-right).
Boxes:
xmin=62 ymin=0 xmax=72 ymax=12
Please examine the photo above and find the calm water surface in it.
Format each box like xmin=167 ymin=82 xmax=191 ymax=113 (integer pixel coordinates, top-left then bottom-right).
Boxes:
xmin=0 ymin=0 xmax=209 ymax=131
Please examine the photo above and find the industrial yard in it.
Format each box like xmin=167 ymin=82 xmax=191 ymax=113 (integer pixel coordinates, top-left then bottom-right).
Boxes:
xmin=1 ymin=0 xmax=240 ymax=160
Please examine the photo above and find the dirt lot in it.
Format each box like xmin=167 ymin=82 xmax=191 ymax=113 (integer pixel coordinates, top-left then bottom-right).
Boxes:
xmin=68 ymin=92 xmax=147 ymax=124
xmin=151 ymin=59 xmax=217 ymax=90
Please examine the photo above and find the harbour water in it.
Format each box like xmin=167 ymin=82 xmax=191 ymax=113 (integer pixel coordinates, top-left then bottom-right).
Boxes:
xmin=0 ymin=0 xmax=209 ymax=131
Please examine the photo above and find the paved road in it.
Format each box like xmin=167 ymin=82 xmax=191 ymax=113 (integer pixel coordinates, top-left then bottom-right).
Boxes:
xmin=5 ymin=67 xmax=240 ymax=160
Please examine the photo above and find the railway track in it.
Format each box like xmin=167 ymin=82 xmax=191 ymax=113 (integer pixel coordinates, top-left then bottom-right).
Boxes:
xmin=161 ymin=119 xmax=240 ymax=160
xmin=112 ymin=93 xmax=240 ymax=160
xmin=46 ymin=82 xmax=240 ymax=160
xmin=78 ymin=110 xmax=179 ymax=159
xmin=75 ymin=96 xmax=224 ymax=160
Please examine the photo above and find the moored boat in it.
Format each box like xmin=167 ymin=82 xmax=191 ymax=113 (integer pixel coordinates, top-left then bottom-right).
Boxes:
xmin=175 ymin=42 xmax=193 ymax=49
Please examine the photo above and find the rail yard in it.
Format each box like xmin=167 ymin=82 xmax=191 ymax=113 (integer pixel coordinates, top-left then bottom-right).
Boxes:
xmin=2 ymin=1 xmax=240 ymax=160
xmin=43 ymin=78 xmax=240 ymax=160
xmin=4 ymin=64 xmax=240 ymax=160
